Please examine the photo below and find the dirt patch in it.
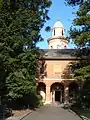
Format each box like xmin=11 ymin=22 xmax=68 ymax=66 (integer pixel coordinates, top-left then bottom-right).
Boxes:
xmin=12 ymin=109 xmax=31 ymax=117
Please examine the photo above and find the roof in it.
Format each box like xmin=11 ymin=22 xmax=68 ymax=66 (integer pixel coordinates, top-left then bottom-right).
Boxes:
xmin=53 ymin=20 xmax=64 ymax=28
xmin=39 ymin=49 xmax=90 ymax=60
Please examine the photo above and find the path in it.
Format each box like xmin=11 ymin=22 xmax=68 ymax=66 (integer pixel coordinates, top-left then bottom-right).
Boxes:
xmin=22 ymin=104 xmax=81 ymax=120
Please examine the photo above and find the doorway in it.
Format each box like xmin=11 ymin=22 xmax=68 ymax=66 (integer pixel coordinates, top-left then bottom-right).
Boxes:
xmin=55 ymin=90 xmax=61 ymax=102
xmin=50 ymin=82 xmax=64 ymax=103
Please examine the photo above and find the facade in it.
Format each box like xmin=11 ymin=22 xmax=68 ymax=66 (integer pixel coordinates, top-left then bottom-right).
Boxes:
xmin=37 ymin=20 xmax=87 ymax=104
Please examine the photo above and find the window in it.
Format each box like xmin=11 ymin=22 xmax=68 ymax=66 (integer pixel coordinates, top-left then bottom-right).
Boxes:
xmin=54 ymin=29 xmax=55 ymax=36
xmin=64 ymin=45 xmax=66 ymax=48
xmin=51 ymin=46 xmax=53 ymax=49
xmin=40 ymin=62 xmax=44 ymax=74
xmin=62 ymin=30 xmax=63 ymax=36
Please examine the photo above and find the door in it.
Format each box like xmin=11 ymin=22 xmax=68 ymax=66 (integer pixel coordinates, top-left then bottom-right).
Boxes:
xmin=55 ymin=90 xmax=61 ymax=102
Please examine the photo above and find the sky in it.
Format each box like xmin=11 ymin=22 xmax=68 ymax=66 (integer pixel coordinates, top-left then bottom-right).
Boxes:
xmin=37 ymin=0 xmax=78 ymax=49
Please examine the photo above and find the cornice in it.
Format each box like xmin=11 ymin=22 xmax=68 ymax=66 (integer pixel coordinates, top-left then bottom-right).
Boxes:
xmin=48 ymin=36 xmax=68 ymax=43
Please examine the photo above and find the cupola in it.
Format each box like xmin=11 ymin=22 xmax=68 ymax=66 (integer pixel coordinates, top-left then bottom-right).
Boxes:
xmin=48 ymin=20 xmax=68 ymax=49
xmin=52 ymin=20 xmax=65 ymax=37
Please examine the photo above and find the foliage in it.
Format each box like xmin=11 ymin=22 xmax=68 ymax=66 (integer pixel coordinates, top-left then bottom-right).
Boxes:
xmin=65 ymin=0 xmax=90 ymax=81
xmin=0 ymin=0 xmax=52 ymax=106
xmin=68 ymin=1 xmax=90 ymax=48
xmin=74 ymin=65 xmax=90 ymax=81
xmin=80 ymin=79 xmax=90 ymax=109
xmin=70 ymin=1 xmax=90 ymax=81
xmin=66 ymin=0 xmax=90 ymax=109
xmin=65 ymin=0 xmax=89 ymax=6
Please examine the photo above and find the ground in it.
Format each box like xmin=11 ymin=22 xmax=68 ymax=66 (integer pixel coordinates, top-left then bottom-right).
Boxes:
xmin=12 ymin=109 xmax=30 ymax=117
xmin=22 ymin=104 xmax=81 ymax=120
xmin=6 ymin=109 xmax=31 ymax=120
xmin=75 ymin=109 xmax=90 ymax=120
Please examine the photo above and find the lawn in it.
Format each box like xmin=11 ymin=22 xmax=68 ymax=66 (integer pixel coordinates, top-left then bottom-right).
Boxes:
xmin=71 ymin=108 xmax=90 ymax=120
xmin=79 ymin=110 xmax=90 ymax=120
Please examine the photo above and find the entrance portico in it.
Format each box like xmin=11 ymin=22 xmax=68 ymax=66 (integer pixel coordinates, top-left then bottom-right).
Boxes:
xmin=37 ymin=80 xmax=79 ymax=104
xmin=50 ymin=82 xmax=64 ymax=103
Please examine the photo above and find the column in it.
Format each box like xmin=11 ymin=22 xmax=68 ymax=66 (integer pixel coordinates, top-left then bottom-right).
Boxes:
xmin=52 ymin=91 xmax=55 ymax=103
xmin=46 ymin=86 xmax=51 ymax=104
xmin=64 ymin=86 xmax=69 ymax=104
xmin=51 ymin=92 xmax=52 ymax=102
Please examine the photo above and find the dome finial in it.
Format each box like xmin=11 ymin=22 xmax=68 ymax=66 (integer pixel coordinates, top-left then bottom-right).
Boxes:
xmin=57 ymin=19 xmax=61 ymax=21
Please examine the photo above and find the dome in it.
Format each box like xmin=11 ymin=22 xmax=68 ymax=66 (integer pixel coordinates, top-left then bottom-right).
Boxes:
xmin=53 ymin=20 xmax=64 ymax=28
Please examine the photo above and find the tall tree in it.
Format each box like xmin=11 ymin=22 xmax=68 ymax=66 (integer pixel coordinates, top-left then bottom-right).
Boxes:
xmin=65 ymin=0 xmax=90 ymax=108
xmin=0 ymin=0 xmax=52 ymax=106
xmin=65 ymin=0 xmax=90 ymax=80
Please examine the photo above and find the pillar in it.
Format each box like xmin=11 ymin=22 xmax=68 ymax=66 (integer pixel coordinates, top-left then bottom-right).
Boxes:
xmin=64 ymin=86 xmax=69 ymax=104
xmin=46 ymin=86 xmax=51 ymax=104
xmin=51 ymin=92 xmax=52 ymax=102
xmin=52 ymin=91 xmax=55 ymax=103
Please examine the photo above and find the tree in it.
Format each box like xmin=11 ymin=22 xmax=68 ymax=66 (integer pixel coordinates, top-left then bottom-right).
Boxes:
xmin=65 ymin=0 xmax=87 ymax=6
xmin=0 ymin=0 xmax=52 ymax=107
xmin=65 ymin=0 xmax=90 ymax=81
xmin=65 ymin=0 xmax=90 ymax=108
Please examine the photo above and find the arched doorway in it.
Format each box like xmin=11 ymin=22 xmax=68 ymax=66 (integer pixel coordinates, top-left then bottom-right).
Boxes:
xmin=69 ymin=82 xmax=79 ymax=103
xmin=50 ymin=83 xmax=64 ymax=103
xmin=37 ymin=82 xmax=46 ymax=102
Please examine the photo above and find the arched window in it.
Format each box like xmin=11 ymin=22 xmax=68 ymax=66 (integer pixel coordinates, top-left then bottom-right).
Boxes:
xmin=51 ymin=46 xmax=53 ymax=49
xmin=54 ymin=29 xmax=55 ymax=36
xmin=64 ymin=45 xmax=66 ymax=48
xmin=62 ymin=30 xmax=63 ymax=36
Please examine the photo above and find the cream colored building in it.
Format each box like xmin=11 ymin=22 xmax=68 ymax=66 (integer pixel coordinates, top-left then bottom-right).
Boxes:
xmin=37 ymin=20 xmax=84 ymax=104
xmin=48 ymin=20 xmax=68 ymax=49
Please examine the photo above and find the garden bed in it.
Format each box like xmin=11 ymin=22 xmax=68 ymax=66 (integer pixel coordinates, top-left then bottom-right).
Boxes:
xmin=71 ymin=107 xmax=90 ymax=120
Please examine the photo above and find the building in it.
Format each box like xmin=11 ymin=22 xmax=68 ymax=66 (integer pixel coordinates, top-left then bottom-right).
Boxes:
xmin=37 ymin=20 xmax=87 ymax=104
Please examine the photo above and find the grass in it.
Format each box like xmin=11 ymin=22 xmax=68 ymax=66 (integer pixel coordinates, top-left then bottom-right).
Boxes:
xmin=79 ymin=110 xmax=90 ymax=120
xmin=71 ymin=107 xmax=90 ymax=120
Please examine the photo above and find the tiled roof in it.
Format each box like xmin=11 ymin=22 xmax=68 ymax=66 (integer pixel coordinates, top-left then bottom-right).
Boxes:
xmin=39 ymin=49 xmax=90 ymax=60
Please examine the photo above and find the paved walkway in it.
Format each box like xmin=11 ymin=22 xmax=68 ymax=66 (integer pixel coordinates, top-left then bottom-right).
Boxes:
xmin=22 ymin=104 xmax=81 ymax=120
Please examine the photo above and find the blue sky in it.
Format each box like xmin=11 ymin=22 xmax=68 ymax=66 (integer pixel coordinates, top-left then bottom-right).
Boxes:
xmin=37 ymin=0 xmax=78 ymax=49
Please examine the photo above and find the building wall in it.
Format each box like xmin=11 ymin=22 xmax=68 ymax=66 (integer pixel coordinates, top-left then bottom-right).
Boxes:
xmin=45 ymin=59 xmax=74 ymax=79
xmin=52 ymin=27 xmax=64 ymax=37
xmin=48 ymin=38 xmax=68 ymax=49
xmin=38 ymin=59 xmax=78 ymax=104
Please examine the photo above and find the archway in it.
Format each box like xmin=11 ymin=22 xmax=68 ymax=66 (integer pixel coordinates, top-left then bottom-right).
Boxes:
xmin=37 ymin=82 xmax=46 ymax=102
xmin=50 ymin=82 xmax=64 ymax=103
xmin=69 ymin=82 xmax=79 ymax=103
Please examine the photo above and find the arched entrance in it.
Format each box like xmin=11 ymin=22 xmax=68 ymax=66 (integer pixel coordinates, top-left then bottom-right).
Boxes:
xmin=50 ymin=83 xmax=64 ymax=103
xmin=37 ymin=82 xmax=46 ymax=102
xmin=69 ymin=82 xmax=79 ymax=103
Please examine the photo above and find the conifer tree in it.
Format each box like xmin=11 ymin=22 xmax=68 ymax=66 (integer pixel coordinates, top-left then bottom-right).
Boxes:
xmin=0 ymin=0 xmax=52 ymax=106
xmin=65 ymin=0 xmax=90 ymax=80
xmin=66 ymin=0 xmax=90 ymax=108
